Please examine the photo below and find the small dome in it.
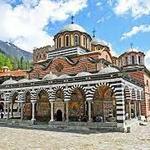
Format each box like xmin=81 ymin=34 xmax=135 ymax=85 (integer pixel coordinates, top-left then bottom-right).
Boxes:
xmin=127 ymin=48 xmax=139 ymax=53
xmin=91 ymin=38 xmax=107 ymax=46
xmin=57 ymin=74 xmax=71 ymax=79
xmin=98 ymin=66 xmax=119 ymax=74
xmin=76 ymin=72 xmax=91 ymax=77
xmin=29 ymin=79 xmax=40 ymax=82
xmin=59 ymin=24 xmax=87 ymax=33
xmin=2 ymin=78 xmax=17 ymax=85
xmin=18 ymin=78 xmax=30 ymax=83
xmin=42 ymin=72 xmax=57 ymax=80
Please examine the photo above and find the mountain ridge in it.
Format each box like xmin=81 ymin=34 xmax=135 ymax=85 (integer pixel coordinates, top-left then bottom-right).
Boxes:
xmin=0 ymin=40 xmax=32 ymax=60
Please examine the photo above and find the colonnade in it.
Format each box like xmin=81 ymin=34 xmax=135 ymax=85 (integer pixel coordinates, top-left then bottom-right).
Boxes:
xmin=0 ymin=81 xmax=143 ymax=132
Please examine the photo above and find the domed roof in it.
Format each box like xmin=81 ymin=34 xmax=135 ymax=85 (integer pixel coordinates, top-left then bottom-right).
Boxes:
xmin=91 ymin=38 xmax=107 ymax=46
xmin=98 ymin=66 xmax=120 ymax=74
xmin=2 ymin=78 xmax=18 ymax=85
xmin=42 ymin=72 xmax=57 ymax=80
xmin=57 ymin=74 xmax=71 ymax=79
xmin=127 ymin=48 xmax=139 ymax=53
xmin=76 ymin=72 xmax=91 ymax=77
xmin=59 ymin=23 xmax=87 ymax=33
xmin=18 ymin=78 xmax=30 ymax=83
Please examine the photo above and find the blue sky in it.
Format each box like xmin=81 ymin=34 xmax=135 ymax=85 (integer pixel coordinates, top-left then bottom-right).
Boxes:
xmin=49 ymin=0 xmax=150 ymax=55
xmin=0 ymin=0 xmax=150 ymax=68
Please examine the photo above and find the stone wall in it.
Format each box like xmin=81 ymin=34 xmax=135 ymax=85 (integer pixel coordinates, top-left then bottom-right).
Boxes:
xmin=29 ymin=52 xmax=112 ymax=79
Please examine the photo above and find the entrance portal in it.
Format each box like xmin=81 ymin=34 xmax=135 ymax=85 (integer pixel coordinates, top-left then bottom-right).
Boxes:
xmin=56 ymin=109 xmax=62 ymax=121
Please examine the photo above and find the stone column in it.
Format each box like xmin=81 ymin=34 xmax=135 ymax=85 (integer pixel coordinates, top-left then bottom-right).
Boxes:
xmin=7 ymin=102 xmax=10 ymax=120
xmin=138 ymin=101 xmax=141 ymax=117
xmin=20 ymin=102 xmax=24 ymax=120
xmin=11 ymin=102 xmax=13 ymax=118
xmin=134 ymin=101 xmax=137 ymax=118
xmin=17 ymin=103 xmax=20 ymax=113
xmin=50 ymin=101 xmax=54 ymax=122
xmin=31 ymin=100 xmax=36 ymax=124
xmin=3 ymin=101 xmax=7 ymax=118
xmin=88 ymin=101 xmax=92 ymax=122
xmin=128 ymin=100 xmax=131 ymax=119
xmin=65 ymin=101 xmax=69 ymax=122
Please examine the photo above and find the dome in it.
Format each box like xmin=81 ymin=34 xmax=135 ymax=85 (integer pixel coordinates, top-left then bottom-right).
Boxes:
xmin=127 ymin=48 xmax=139 ymax=53
xmin=98 ymin=66 xmax=120 ymax=74
xmin=18 ymin=78 xmax=30 ymax=83
xmin=28 ymin=79 xmax=40 ymax=82
xmin=59 ymin=24 xmax=87 ymax=33
xmin=42 ymin=72 xmax=57 ymax=80
xmin=2 ymin=78 xmax=18 ymax=85
xmin=57 ymin=74 xmax=71 ymax=79
xmin=76 ymin=72 xmax=91 ymax=77
xmin=91 ymin=38 xmax=107 ymax=46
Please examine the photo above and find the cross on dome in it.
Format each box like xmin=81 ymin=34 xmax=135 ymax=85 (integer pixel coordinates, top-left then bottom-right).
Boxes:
xmin=71 ymin=16 xmax=74 ymax=24
xmin=92 ymin=28 xmax=96 ymax=38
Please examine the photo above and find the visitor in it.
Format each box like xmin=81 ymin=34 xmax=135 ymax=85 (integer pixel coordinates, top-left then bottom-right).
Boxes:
xmin=0 ymin=111 xmax=4 ymax=119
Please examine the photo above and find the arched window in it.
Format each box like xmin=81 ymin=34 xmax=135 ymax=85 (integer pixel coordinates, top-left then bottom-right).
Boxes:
xmin=138 ymin=56 xmax=141 ymax=64
xmin=83 ymin=36 xmax=87 ymax=48
xmin=65 ymin=35 xmax=70 ymax=47
xmin=125 ymin=57 xmax=128 ymax=65
xmin=132 ymin=56 xmax=135 ymax=64
xmin=74 ymin=34 xmax=79 ymax=46
xmin=58 ymin=37 xmax=61 ymax=48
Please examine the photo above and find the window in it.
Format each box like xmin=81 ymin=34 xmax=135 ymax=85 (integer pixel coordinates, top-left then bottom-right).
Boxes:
xmin=58 ymin=37 xmax=61 ymax=48
xmin=83 ymin=36 xmax=87 ymax=48
xmin=74 ymin=34 xmax=79 ymax=46
xmin=125 ymin=57 xmax=128 ymax=65
xmin=132 ymin=56 xmax=135 ymax=64
xmin=138 ymin=56 xmax=141 ymax=64
xmin=65 ymin=35 xmax=69 ymax=47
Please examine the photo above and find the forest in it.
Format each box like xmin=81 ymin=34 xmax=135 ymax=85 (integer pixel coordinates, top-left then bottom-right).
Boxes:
xmin=0 ymin=49 xmax=32 ymax=70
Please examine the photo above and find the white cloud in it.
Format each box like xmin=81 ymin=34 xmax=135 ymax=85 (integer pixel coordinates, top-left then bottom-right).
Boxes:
xmin=145 ymin=50 xmax=150 ymax=71
xmin=0 ymin=0 xmax=87 ymax=52
xmin=121 ymin=24 xmax=150 ymax=40
xmin=114 ymin=0 xmax=150 ymax=18
xmin=96 ymin=2 xmax=101 ymax=6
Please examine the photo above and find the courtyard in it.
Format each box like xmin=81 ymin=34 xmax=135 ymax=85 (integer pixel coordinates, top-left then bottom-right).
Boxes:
xmin=0 ymin=122 xmax=150 ymax=150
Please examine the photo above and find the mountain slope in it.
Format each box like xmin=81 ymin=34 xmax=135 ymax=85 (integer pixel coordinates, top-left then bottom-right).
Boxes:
xmin=0 ymin=40 xmax=32 ymax=60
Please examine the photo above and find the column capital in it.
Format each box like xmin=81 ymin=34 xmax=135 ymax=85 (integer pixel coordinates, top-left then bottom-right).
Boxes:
xmin=31 ymin=100 xmax=36 ymax=103
xmin=49 ymin=100 xmax=55 ymax=103
xmin=86 ymin=97 xmax=93 ymax=102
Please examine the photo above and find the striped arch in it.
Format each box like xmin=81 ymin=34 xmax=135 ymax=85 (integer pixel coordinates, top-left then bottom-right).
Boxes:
xmin=9 ymin=90 xmax=19 ymax=102
xmin=124 ymin=86 xmax=131 ymax=101
xmin=67 ymin=85 xmax=86 ymax=100
xmin=51 ymin=86 xmax=64 ymax=101
xmin=36 ymin=88 xmax=50 ymax=98
xmin=87 ymin=82 xmax=116 ymax=100
xmin=22 ymin=89 xmax=32 ymax=101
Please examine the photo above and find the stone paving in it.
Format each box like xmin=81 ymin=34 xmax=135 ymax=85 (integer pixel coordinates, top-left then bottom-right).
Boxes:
xmin=0 ymin=123 xmax=150 ymax=150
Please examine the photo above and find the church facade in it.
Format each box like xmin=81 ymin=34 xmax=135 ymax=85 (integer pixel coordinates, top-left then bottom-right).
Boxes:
xmin=0 ymin=22 xmax=149 ymax=131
